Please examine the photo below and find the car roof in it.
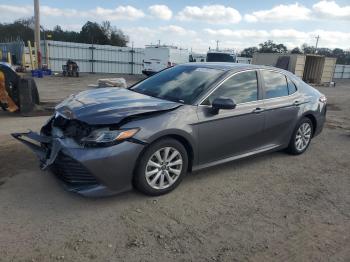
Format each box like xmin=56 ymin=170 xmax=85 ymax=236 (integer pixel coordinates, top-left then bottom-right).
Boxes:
xmin=181 ymin=62 xmax=288 ymax=74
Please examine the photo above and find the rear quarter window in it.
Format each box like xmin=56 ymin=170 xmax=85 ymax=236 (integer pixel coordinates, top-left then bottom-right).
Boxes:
xmin=262 ymin=70 xmax=289 ymax=99
xmin=287 ymin=77 xmax=297 ymax=95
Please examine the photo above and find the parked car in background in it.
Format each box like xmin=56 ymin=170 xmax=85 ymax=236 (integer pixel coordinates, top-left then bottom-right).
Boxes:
xmin=206 ymin=50 xmax=236 ymax=63
xmin=142 ymin=45 xmax=189 ymax=76
xmin=13 ymin=63 xmax=327 ymax=197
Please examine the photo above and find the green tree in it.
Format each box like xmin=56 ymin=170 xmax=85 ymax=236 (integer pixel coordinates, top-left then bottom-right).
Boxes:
xmin=101 ymin=21 xmax=129 ymax=46
xmin=317 ymin=48 xmax=332 ymax=56
xmin=0 ymin=18 xmax=34 ymax=42
xmin=110 ymin=29 xmax=129 ymax=47
xmin=258 ymin=40 xmax=287 ymax=53
xmin=240 ymin=47 xmax=258 ymax=57
xmin=0 ymin=19 xmax=129 ymax=47
xmin=331 ymin=48 xmax=350 ymax=64
xmin=79 ymin=21 xmax=109 ymax=45
xmin=301 ymin=43 xmax=315 ymax=54
xmin=291 ymin=47 xmax=302 ymax=54
xmin=46 ymin=25 xmax=80 ymax=42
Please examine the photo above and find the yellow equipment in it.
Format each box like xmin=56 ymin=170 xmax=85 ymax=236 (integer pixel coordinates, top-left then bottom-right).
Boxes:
xmin=0 ymin=64 xmax=40 ymax=114
xmin=0 ymin=71 xmax=19 ymax=112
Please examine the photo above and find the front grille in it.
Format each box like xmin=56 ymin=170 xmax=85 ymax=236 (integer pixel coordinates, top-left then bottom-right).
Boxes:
xmin=52 ymin=153 xmax=98 ymax=186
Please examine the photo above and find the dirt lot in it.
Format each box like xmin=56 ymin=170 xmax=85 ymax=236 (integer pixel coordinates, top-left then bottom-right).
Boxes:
xmin=33 ymin=73 xmax=145 ymax=104
xmin=0 ymin=75 xmax=349 ymax=262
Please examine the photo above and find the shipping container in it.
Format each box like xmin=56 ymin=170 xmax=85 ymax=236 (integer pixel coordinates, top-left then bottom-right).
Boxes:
xmin=252 ymin=53 xmax=337 ymax=85
xmin=236 ymin=57 xmax=252 ymax=64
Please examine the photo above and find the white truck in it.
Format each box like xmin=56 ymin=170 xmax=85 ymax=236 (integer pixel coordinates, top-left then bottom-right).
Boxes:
xmin=206 ymin=50 xmax=236 ymax=63
xmin=142 ymin=45 xmax=189 ymax=76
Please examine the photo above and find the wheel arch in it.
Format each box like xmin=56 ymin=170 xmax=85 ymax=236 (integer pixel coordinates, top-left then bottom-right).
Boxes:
xmin=164 ymin=134 xmax=194 ymax=172
xmin=302 ymin=113 xmax=317 ymax=136
xmin=139 ymin=131 xmax=195 ymax=172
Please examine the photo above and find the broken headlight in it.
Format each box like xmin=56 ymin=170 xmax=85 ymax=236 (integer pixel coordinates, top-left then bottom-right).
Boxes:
xmin=80 ymin=128 xmax=139 ymax=147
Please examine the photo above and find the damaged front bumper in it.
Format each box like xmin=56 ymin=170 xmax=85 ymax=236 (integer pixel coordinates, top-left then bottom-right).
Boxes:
xmin=12 ymin=131 xmax=145 ymax=197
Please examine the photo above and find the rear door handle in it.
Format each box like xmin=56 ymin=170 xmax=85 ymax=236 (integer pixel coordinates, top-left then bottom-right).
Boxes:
xmin=253 ymin=107 xmax=265 ymax=113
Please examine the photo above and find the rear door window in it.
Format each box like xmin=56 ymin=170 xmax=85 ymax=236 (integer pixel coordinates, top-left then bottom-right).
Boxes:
xmin=262 ymin=71 xmax=289 ymax=99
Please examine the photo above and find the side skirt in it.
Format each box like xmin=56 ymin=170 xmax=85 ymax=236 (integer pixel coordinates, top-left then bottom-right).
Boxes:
xmin=192 ymin=144 xmax=283 ymax=172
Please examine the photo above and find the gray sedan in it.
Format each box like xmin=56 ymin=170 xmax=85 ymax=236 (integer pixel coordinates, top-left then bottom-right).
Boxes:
xmin=13 ymin=63 xmax=327 ymax=197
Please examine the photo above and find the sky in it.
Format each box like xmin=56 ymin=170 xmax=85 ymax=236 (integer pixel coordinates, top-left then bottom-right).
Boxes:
xmin=0 ymin=0 xmax=349 ymax=52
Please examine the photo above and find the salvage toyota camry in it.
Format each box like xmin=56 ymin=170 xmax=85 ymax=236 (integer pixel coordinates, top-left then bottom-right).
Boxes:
xmin=13 ymin=63 xmax=327 ymax=197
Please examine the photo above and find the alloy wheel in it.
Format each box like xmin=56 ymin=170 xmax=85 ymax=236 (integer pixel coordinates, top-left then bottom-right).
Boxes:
xmin=145 ymin=147 xmax=183 ymax=190
xmin=295 ymin=122 xmax=312 ymax=151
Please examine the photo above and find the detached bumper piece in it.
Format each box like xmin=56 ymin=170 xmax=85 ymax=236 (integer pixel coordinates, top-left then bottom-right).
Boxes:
xmin=11 ymin=131 xmax=49 ymax=161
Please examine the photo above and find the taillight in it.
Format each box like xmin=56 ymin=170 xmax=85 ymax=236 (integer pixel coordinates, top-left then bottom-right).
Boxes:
xmin=319 ymin=95 xmax=327 ymax=104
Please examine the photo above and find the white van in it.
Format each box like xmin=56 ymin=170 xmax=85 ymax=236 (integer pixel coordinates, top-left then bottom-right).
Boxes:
xmin=142 ymin=45 xmax=189 ymax=76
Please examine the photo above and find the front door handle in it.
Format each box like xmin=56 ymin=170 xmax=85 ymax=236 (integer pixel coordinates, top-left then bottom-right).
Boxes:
xmin=293 ymin=100 xmax=301 ymax=106
xmin=253 ymin=107 xmax=265 ymax=113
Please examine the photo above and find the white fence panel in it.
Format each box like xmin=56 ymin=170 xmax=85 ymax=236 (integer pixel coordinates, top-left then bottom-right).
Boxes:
xmin=41 ymin=40 xmax=144 ymax=74
xmin=334 ymin=64 xmax=350 ymax=79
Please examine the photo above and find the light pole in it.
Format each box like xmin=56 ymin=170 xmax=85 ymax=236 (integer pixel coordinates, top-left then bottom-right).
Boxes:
xmin=34 ymin=0 xmax=41 ymax=69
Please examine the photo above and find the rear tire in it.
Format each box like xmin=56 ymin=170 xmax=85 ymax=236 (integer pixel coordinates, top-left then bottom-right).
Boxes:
xmin=287 ymin=117 xmax=313 ymax=155
xmin=134 ymin=138 xmax=188 ymax=196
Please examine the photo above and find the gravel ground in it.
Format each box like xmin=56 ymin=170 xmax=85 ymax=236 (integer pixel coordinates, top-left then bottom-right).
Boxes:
xmin=0 ymin=77 xmax=349 ymax=262
xmin=34 ymin=73 xmax=145 ymax=103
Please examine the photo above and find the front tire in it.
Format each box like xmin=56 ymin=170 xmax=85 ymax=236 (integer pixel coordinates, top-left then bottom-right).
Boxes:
xmin=287 ymin=117 xmax=313 ymax=155
xmin=134 ymin=138 xmax=188 ymax=196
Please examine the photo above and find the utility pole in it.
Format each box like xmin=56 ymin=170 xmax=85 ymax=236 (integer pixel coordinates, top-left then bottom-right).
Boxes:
xmin=34 ymin=0 xmax=41 ymax=68
xmin=131 ymin=41 xmax=134 ymax=75
xmin=315 ymin=35 xmax=320 ymax=53
xmin=216 ymin=40 xmax=219 ymax=51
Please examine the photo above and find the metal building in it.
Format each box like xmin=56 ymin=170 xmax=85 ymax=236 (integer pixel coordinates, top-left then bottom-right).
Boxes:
xmin=40 ymin=40 xmax=145 ymax=74
xmin=334 ymin=64 xmax=350 ymax=79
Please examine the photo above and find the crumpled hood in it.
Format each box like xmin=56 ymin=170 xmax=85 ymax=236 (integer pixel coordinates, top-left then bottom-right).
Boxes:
xmin=55 ymin=87 xmax=180 ymax=125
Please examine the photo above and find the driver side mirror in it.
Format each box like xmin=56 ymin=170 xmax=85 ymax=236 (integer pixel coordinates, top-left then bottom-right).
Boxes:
xmin=211 ymin=97 xmax=236 ymax=114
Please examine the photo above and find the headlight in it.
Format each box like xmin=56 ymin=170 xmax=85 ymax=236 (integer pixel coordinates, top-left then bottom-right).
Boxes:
xmin=81 ymin=128 xmax=139 ymax=147
xmin=319 ymin=95 xmax=327 ymax=104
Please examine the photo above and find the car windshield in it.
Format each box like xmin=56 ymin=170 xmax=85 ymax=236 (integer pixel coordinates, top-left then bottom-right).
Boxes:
xmin=131 ymin=65 xmax=224 ymax=104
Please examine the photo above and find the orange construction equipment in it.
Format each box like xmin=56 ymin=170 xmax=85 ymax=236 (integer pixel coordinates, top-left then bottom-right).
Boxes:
xmin=0 ymin=70 xmax=19 ymax=112
xmin=0 ymin=63 xmax=40 ymax=114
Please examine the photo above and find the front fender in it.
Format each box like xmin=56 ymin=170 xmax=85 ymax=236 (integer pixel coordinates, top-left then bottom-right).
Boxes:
xmin=121 ymin=106 xmax=199 ymax=165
